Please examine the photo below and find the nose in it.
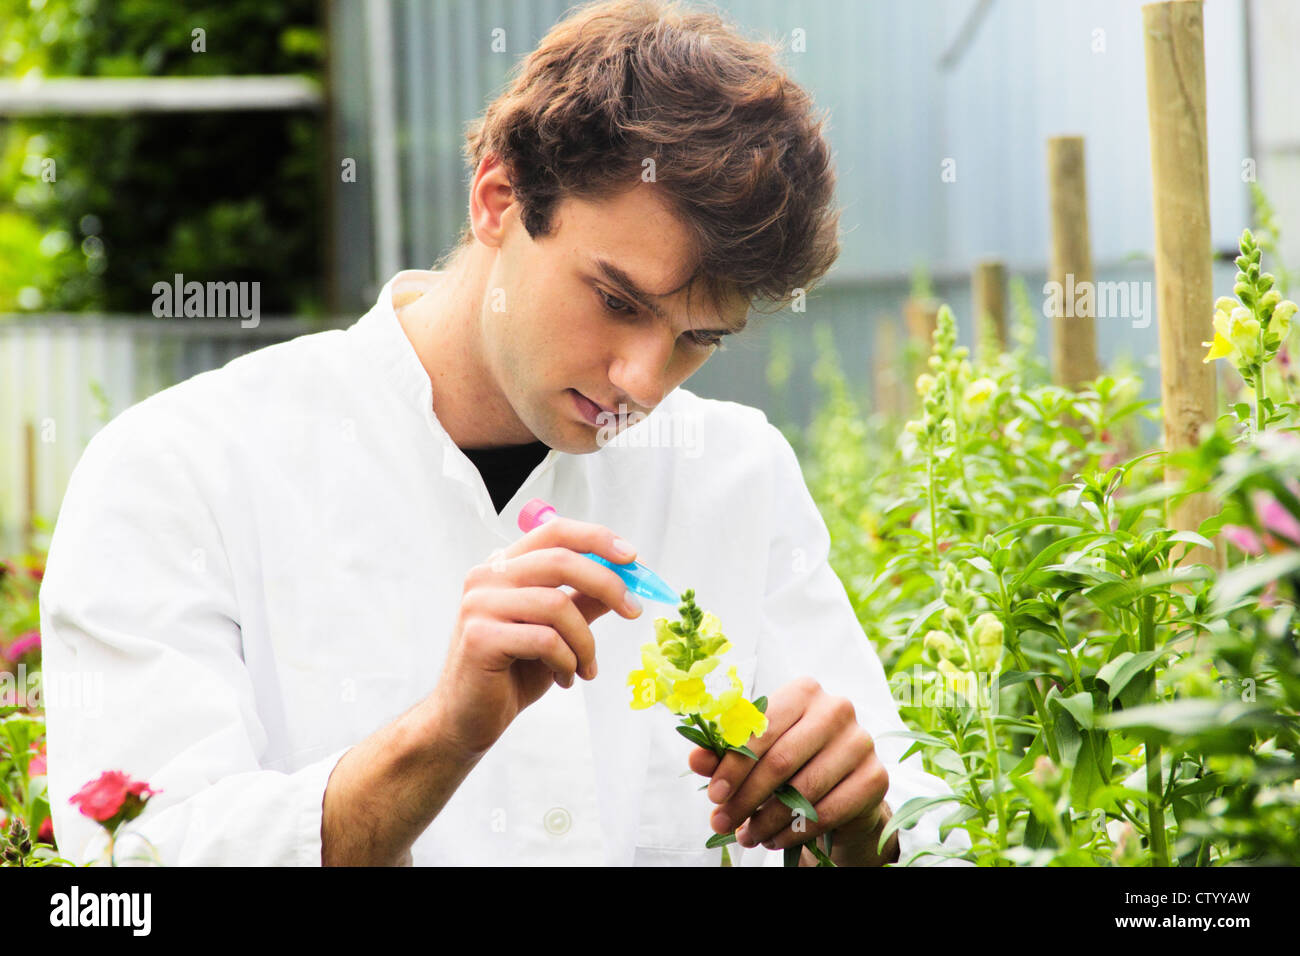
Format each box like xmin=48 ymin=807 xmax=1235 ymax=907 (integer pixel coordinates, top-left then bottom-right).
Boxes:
xmin=607 ymin=327 xmax=674 ymax=412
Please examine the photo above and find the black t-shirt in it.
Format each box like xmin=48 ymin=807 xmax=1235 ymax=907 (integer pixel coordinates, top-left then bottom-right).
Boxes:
xmin=461 ymin=441 xmax=551 ymax=515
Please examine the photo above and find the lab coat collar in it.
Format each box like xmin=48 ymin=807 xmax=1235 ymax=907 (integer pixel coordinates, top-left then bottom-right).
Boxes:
xmin=349 ymin=271 xmax=563 ymax=530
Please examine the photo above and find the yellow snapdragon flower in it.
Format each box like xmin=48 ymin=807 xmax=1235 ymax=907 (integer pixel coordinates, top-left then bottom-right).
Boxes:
xmin=962 ymin=377 xmax=997 ymax=409
xmin=702 ymin=666 xmax=769 ymax=747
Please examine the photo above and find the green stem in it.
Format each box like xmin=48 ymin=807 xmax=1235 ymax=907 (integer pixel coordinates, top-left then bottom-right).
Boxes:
xmin=996 ymin=577 xmax=1063 ymax=768
xmin=1138 ymin=595 xmax=1170 ymax=867
xmin=948 ymin=386 xmax=976 ymax=529
xmin=960 ymin=630 xmax=1007 ymax=852
xmin=1254 ymin=366 xmax=1266 ymax=437
xmin=945 ymin=711 xmax=992 ymax=824
xmin=927 ymin=450 xmax=941 ymax=569
xmin=1054 ymin=623 xmax=1087 ymax=694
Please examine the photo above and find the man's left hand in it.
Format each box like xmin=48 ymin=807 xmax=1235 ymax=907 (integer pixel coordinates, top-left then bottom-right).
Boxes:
xmin=687 ymin=676 xmax=897 ymax=863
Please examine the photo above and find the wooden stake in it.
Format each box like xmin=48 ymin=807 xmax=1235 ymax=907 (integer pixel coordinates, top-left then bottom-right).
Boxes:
xmin=1046 ymin=136 xmax=1100 ymax=387
xmin=872 ymin=317 xmax=903 ymax=418
xmin=904 ymin=297 xmax=939 ymax=349
xmin=972 ymin=259 xmax=1007 ymax=358
xmin=1143 ymin=0 xmax=1220 ymax=568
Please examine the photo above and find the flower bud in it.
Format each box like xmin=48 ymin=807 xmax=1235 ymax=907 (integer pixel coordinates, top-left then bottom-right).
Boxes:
xmin=1032 ymin=755 xmax=1059 ymax=787
xmin=915 ymin=373 xmax=936 ymax=397
xmin=972 ymin=612 xmax=1004 ymax=670
xmin=923 ymin=629 xmax=965 ymax=666
xmin=1214 ymin=296 xmax=1238 ymax=314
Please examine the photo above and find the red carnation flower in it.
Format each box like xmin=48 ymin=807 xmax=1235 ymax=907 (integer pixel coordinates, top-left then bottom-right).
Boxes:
xmin=69 ymin=771 xmax=160 ymax=832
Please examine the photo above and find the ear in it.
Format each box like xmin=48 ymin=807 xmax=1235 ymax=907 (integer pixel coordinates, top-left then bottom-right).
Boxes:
xmin=468 ymin=152 xmax=517 ymax=249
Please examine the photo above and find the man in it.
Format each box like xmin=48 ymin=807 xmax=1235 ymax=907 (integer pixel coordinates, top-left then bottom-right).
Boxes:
xmin=40 ymin=0 xmax=965 ymax=866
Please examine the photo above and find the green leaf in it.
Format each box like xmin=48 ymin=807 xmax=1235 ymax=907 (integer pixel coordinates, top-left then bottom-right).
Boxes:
xmin=774 ymin=783 xmax=819 ymax=823
xmin=752 ymin=696 xmax=768 ymax=714
xmin=727 ymin=744 xmax=758 ymax=760
xmin=1068 ymin=731 xmax=1110 ymax=809
xmin=806 ymin=840 xmax=836 ymax=866
xmin=1011 ymin=533 xmax=1108 ymax=592
xmin=878 ymin=795 xmax=962 ymax=845
xmin=784 ymin=844 xmax=801 ymax=867
xmin=938 ymin=803 xmax=981 ymax=842
xmin=994 ymin=670 xmax=1050 ymax=689
xmin=1096 ymin=650 xmax=1163 ymax=702
xmin=1051 ymin=691 xmax=1095 ymax=730
xmin=1212 ymin=552 xmax=1300 ymax=608
xmin=994 ymin=516 xmax=1090 ymax=538
xmin=1116 ymin=670 xmax=1154 ymax=712
xmin=675 ymin=725 xmax=714 ymax=750
xmin=1170 ymin=773 xmax=1226 ymax=799
xmin=705 ymin=831 xmax=737 ymax=849
xmin=904 ymin=598 xmax=944 ymax=640
xmin=1168 ymin=531 xmax=1214 ymax=551
xmin=1050 ymin=697 xmax=1083 ymax=766
xmin=1099 ymin=699 xmax=1284 ymax=738
xmin=1023 ymin=810 xmax=1053 ymax=849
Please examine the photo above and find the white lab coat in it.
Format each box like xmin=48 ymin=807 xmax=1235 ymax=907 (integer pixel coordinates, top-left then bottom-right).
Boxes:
xmin=39 ymin=272 xmax=968 ymax=866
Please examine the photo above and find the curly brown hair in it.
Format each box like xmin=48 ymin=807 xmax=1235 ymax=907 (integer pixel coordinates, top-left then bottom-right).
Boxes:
xmin=460 ymin=0 xmax=841 ymax=314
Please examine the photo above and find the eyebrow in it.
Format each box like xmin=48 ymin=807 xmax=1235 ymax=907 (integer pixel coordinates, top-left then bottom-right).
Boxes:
xmin=588 ymin=255 xmax=748 ymax=335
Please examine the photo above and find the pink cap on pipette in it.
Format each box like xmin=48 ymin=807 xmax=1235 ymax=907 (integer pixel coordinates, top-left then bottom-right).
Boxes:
xmin=518 ymin=498 xmax=558 ymax=533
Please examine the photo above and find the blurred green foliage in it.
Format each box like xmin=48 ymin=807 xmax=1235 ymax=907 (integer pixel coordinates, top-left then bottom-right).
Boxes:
xmin=0 ymin=0 xmax=325 ymax=315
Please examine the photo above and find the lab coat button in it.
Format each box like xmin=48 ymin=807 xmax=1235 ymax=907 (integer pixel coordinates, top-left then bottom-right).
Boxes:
xmin=543 ymin=807 xmax=571 ymax=835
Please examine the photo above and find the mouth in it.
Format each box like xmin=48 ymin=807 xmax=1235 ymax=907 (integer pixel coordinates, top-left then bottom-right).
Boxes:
xmin=569 ymin=389 xmax=623 ymax=427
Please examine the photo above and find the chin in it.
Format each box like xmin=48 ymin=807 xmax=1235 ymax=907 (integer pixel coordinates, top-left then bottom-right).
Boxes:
xmin=522 ymin=412 xmax=596 ymax=456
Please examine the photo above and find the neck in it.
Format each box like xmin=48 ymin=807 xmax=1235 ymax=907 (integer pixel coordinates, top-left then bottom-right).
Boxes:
xmin=395 ymin=246 xmax=537 ymax=450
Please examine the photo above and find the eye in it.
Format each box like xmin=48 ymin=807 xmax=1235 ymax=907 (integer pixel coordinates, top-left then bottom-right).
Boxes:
xmin=685 ymin=330 xmax=725 ymax=350
xmin=598 ymin=288 xmax=636 ymax=316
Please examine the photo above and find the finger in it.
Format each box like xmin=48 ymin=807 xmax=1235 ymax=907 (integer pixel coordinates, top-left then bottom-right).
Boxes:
xmin=504 ymin=515 xmax=636 ymax=567
xmin=711 ymin=707 xmax=826 ymax=838
xmin=464 ymin=618 xmax=579 ymax=686
xmin=688 ymin=747 xmax=722 ymax=778
xmin=705 ymin=689 xmax=811 ymax=830
xmin=568 ymin=588 xmax=615 ymax=626
xmin=762 ymin=758 xmax=890 ymax=852
xmin=473 ymin=586 xmax=598 ymax=680
xmin=737 ymin=724 xmax=873 ymax=848
xmin=498 ymin=547 xmax=643 ymax=622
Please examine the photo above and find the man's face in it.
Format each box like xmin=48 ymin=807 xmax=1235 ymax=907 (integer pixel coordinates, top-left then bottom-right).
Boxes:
xmin=478 ymin=176 xmax=750 ymax=455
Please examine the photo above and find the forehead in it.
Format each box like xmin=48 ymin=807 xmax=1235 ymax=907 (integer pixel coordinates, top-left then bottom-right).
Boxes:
xmin=548 ymin=184 xmax=750 ymax=324
xmin=551 ymin=183 xmax=694 ymax=287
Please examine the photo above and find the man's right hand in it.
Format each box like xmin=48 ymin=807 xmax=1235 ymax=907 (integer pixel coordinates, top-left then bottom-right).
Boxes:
xmin=428 ymin=516 xmax=645 ymax=762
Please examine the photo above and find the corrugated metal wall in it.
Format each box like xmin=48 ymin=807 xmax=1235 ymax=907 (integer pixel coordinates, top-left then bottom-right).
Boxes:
xmin=327 ymin=0 xmax=1253 ymax=425
xmin=0 ymin=318 xmax=321 ymax=554
xmin=330 ymin=0 xmax=1251 ymax=292
xmin=2 ymin=0 xmax=1263 ymax=549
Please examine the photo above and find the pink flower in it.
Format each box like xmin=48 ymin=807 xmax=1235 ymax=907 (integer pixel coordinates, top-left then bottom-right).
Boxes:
xmin=5 ymin=630 xmax=40 ymax=660
xmin=69 ymin=771 xmax=160 ymax=829
xmin=37 ymin=817 xmax=54 ymax=844
xmin=1222 ymin=524 xmax=1264 ymax=555
xmin=29 ymin=752 xmax=46 ymax=776
xmin=1254 ymin=491 xmax=1300 ymax=548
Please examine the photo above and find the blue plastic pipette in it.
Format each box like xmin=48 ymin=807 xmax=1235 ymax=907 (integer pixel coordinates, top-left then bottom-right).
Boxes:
xmin=517 ymin=498 xmax=680 ymax=605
